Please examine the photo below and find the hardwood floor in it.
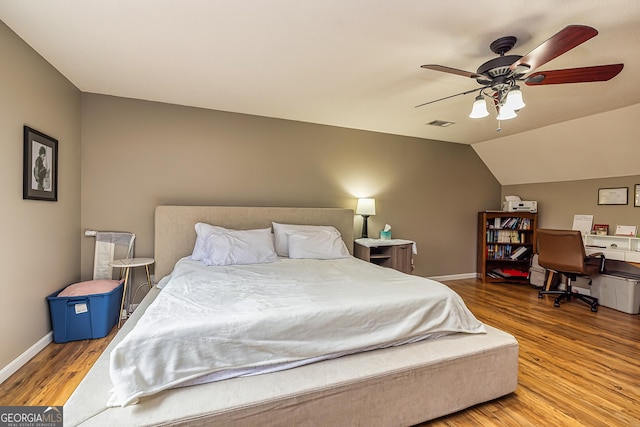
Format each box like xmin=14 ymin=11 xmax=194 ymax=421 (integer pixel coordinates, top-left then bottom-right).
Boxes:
xmin=0 ymin=325 xmax=117 ymax=406
xmin=0 ymin=278 xmax=638 ymax=426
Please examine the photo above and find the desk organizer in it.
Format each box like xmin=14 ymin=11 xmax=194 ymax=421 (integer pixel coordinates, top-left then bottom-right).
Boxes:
xmin=47 ymin=282 xmax=123 ymax=343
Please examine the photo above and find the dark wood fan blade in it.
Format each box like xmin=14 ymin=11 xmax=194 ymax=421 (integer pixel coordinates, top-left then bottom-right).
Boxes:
xmin=510 ymin=25 xmax=598 ymax=73
xmin=525 ymin=64 xmax=624 ymax=85
xmin=415 ymin=87 xmax=483 ymax=108
xmin=421 ymin=64 xmax=485 ymax=79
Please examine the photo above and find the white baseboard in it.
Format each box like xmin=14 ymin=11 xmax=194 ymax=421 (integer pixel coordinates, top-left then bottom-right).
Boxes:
xmin=428 ymin=272 xmax=478 ymax=282
xmin=0 ymin=332 xmax=53 ymax=384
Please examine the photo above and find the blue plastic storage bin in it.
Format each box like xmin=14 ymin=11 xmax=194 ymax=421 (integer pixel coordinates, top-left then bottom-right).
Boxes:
xmin=47 ymin=282 xmax=123 ymax=343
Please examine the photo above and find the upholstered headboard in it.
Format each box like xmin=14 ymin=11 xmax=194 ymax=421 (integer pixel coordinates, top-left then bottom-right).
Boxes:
xmin=154 ymin=206 xmax=355 ymax=279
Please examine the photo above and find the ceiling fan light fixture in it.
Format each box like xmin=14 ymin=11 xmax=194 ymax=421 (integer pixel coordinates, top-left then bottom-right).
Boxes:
xmin=505 ymin=86 xmax=526 ymax=110
xmin=469 ymin=95 xmax=489 ymax=118
xmin=418 ymin=26 xmax=623 ymax=129
xmin=496 ymin=105 xmax=517 ymax=120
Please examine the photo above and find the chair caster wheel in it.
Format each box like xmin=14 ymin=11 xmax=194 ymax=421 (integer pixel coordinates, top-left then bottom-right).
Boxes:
xmin=591 ymin=306 xmax=598 ymax=312
xmin=554 ymin=301 xmax=560 ymax=307
xmin=538 ymin=293 xmax=543 ymax=299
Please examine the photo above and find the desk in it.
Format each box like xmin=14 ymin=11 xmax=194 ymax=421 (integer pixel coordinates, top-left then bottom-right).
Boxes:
xmin=583 ymin=234 xmax=640 ymax=263
xmin=109 ymin=257 xmax=154 ymax=327
xmin=540 ymin=257 xmax=640 ymax=292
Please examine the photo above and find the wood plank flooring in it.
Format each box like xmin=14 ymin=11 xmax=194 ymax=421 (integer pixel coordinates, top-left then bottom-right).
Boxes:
xmin=0 ymin=278 xmax=638 ymax=426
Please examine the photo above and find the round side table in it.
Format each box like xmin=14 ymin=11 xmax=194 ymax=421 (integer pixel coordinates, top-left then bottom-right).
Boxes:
xmin=109 ymin=257 xmax=154 ymax=327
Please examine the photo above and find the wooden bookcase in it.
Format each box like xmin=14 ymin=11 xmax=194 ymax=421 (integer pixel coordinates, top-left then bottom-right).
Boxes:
xmin=477 ymin=211 xmax=538 ymax=283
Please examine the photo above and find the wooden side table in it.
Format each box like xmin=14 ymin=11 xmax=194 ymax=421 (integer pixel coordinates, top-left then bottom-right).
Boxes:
xmin=109 ymin=257 xmax=154 ymax=327
xmin=354 ymin=238 xmax=415 ymax=274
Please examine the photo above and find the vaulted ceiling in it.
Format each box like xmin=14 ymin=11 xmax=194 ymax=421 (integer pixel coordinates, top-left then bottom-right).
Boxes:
xmin=1 ymin=1 xmax=639 ymax=183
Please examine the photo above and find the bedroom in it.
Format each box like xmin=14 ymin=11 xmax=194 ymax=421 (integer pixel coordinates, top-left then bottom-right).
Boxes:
xmin=1 ymin=1 xmax=639 ymax=425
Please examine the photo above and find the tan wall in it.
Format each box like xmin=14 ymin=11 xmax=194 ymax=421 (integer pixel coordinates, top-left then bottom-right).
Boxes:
xmin=80 ymin=94 xmax=501 ymax=287
xmin=0 ymin=22 xmax=81 ymax=368
xmin=504 ymin=175 xmax=640 ymax=231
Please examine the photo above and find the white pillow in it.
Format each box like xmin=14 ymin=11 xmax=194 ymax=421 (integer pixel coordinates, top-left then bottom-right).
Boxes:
xmin=191 ymin=223 xmax=227 ymax=261
xmin=272 ymin=222 xmax=341 ymax=257
xmin=287 ymin=230 xmax=351 ymax=260
xmin=201 ymin=227 xmax=277 ymax=266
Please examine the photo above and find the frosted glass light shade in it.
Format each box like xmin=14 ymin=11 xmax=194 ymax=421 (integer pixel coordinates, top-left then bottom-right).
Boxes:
xmin=505 ymin=87 xmax=526 ymax=110
xmin=356 ymin=198 xmax=376 ymax=216
xmin=496 ymin=106 xmax=517 ymax=120
xmin=469 ymin=95 xmax=489 ymax=118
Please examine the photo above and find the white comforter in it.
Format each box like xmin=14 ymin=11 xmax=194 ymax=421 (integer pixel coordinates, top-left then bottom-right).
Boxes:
xmin=108 ymin=257 xmax=485 ymax=406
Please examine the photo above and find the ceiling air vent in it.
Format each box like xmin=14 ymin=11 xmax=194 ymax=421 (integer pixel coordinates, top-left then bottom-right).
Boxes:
xmin=427 ymin=120 xmax=454 ymax=127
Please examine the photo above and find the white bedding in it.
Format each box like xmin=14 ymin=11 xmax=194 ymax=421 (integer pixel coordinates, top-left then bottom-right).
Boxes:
xmin=108 ymin=256 xmax=486 ymax=406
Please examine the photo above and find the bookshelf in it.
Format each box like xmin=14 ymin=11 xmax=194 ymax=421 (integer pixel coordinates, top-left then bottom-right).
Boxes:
xmin=477 ymin=211 xmax=538 ymax=283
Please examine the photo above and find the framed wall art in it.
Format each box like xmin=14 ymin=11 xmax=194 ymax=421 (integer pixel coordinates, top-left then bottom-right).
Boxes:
xmin=635 ymin=184 xmax=640 ymax=207
xmin=23 ymin=126 xmax=58 ymax=201
xmin=597 ymin=187 xmax=627 ymax=205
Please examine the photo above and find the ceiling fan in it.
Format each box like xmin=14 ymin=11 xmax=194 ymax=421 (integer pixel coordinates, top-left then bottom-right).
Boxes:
xmin=416 ymin=25 xmax=624 ymax=127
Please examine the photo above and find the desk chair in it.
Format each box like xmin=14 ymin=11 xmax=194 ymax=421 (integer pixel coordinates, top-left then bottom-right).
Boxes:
xmin=537 ymin=229 xmax=605 ymax=312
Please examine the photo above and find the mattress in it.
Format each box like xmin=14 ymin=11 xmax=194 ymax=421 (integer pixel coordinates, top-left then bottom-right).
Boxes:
xmin=65 ymin=285 xmax=518 ymax=426
xmin=108 ymin=257 xmax=486 ymax=406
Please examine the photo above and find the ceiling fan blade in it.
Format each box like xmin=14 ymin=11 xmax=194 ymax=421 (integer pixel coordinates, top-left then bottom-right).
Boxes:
xmin=525 ymin=64 xmax=624 ymax=85
xmin=415 ymin=87 xmax=483 ymax=108
xmin=421 ymin=64 xmax=485 ymax=79
xmin=510 ymin=25 xmax=598 ymax=73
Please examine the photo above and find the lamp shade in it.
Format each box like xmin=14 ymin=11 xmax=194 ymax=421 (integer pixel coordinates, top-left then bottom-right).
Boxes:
xmin=469 ymin=95 xmax=489 ymax=118
xmin=356 ymin=198 xmax=376 ymax=216
xmin=496 ymin=105 xmax=517 ymax=120
xmin=505 ymin=86 xmax=526 ymax=111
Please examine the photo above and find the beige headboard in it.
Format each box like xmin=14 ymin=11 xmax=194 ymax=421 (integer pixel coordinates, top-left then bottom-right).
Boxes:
xmin=154 ymin=206 xmax=355 ymax=279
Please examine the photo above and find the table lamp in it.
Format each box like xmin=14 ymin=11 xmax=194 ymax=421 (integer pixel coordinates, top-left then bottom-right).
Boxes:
xmin=356 ymin=198 xmax=376 ymax=238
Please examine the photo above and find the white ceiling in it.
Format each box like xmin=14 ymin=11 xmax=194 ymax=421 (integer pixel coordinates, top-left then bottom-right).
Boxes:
xmin=1 ymin=1 xmax=639 ymax=146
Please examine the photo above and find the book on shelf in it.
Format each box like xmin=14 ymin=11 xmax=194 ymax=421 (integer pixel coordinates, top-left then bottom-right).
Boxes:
xmin=486 ymin=229 xmax=523 ymax=243
xmin=509 ymin=246 xmax=530 ymax=260
xmin=488 ymin=268 xmax=529 ymax=279
xmin=488 ymin=217 xmax=532 ymax=231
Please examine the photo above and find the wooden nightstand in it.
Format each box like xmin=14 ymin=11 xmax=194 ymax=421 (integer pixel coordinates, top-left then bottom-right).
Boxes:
xmin=354 ymin=238 xmax=415 ymax=274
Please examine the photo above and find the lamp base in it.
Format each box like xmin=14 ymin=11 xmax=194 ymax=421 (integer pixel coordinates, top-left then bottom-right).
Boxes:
xmin=361 ymin=215 xmax=369 ymax=238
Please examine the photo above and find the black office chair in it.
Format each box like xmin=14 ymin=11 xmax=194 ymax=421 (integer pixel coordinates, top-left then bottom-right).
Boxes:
xmin=536 ymin=229 xmax=605 ymax=312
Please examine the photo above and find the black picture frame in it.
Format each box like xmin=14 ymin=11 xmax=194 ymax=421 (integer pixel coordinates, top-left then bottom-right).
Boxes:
xmin=635 ymin=184 xmax=640 ymax=207
xmin=597 ymin=187 xmax=627 ymax=205
xmin=23 ymin=126 xmax=58 ymax=201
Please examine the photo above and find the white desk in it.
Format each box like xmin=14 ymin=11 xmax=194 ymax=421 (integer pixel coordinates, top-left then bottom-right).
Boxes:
xmin=109 ymin=257 xmax=154 ymax=327
xmin=583 ymin=234 xmax=640 ymax=263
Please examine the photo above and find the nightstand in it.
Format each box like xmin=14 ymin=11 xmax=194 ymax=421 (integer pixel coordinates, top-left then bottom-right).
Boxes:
xmin=109 ymin=257 xmax=154 ymax=327
xmin=354 ymin=238 xmax=415 ymax=274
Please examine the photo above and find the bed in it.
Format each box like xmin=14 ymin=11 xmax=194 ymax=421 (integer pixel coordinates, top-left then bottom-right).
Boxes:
xmin=64 ymin=206 xmax=518 ymax=426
